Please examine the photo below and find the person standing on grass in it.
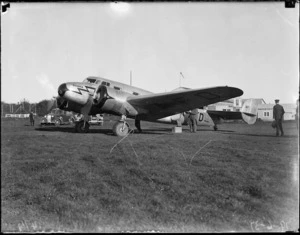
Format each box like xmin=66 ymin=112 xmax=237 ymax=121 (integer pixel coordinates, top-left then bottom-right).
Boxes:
xmin=29 ymin=111 xmax=34 ymax=126
xmin=188 ymin=109 xmax=198 ymax=133
xmin=186 ymin=111 xmax=192 ymax=132
xmin=273 ymin=99 xmax=285 ymax=137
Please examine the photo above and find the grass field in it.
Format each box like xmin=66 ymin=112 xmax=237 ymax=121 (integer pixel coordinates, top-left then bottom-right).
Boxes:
xmin=1 ymin=117 xmax=299 ymax=232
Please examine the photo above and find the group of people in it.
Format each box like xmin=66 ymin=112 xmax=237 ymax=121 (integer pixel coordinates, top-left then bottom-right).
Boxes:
xmin=27 ymin=99 xmax=297 ymax=135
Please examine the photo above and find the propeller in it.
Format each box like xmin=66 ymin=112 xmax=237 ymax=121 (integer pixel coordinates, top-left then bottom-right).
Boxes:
xmin=46 ymin=97 xmax=57 ymax=112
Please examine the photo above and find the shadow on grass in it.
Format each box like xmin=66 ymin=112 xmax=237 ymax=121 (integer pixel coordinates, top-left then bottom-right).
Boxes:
xmin=214 ymin=129 xmax=235 ymax=133
xmin=35 ymin=126 xmax=113 ymax=135
xmin=220 ymin=132 xmax=297 ymax=138
xmin=34 ymin=126 xmax=172 ymax=135
xmin=34 ymin=125 xmax=235 ymax=136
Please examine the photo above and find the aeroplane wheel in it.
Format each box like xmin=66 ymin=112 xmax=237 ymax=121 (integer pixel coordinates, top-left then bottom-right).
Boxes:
xmin=76 ymin=121 xmax=90 ymax=133
xmin=113 ymin=121 xmax=129 ymax=137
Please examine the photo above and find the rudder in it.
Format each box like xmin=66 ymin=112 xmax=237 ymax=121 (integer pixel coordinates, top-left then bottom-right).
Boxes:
xmin=241 ymin=99 xmax=260 ymax=124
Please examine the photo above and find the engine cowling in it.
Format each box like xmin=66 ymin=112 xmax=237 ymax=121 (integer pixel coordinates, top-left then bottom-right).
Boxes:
xmin=92 ymin=85 xmax=138 ymax=116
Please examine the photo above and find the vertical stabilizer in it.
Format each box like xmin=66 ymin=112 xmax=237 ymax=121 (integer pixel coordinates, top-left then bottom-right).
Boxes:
xmin=241 ymin=99 xmax=260 ymax=124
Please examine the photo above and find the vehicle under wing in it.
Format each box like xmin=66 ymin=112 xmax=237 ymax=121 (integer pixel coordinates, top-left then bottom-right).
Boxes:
xmin=127 ymin=86 xmax=243 ymax=121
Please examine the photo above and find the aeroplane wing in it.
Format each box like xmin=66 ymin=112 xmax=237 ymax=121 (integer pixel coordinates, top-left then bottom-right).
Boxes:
xmin=207 ymin=110 xmax=244 ymax=120
xmin=127 ymin=86 xmax=243 ymax=120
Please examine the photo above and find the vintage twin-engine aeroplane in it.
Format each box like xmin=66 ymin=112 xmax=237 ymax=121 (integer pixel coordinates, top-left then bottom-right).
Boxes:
xmin=56 ymin=76 xmax=258 ymax=136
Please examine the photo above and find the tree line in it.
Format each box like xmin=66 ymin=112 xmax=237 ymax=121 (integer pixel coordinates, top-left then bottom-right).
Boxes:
xmin=1 ymin=99 xmax=57 ymax=117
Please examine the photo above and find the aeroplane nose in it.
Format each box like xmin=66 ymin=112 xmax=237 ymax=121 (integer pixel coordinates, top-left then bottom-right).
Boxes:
xmin=58 ymin=83 xmax=68 ymax=97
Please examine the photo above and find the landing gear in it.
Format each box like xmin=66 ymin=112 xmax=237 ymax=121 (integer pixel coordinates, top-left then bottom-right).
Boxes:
xmin=111 ymin=115 xmax=131 ymax=136
xmin=135 ymin=119 xmax=142 ymax=133
xmin=113 ymin=121 xmax=130 ymax=136
xmin=75 ymin=120 xmax=90 ymax=133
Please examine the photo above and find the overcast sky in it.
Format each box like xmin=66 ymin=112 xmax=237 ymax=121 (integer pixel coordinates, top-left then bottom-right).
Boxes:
xmin=1 ymin=2 xmax=299 ymax=104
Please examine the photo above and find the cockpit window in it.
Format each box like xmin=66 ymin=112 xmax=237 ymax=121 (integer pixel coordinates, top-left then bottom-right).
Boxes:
xmin=102 ymin=81 xmax=110 ymax=86
xmin=86 ymin=78 xmax=97 ymax=83
xmin=83 ymin=78 xmax=98 ymax=83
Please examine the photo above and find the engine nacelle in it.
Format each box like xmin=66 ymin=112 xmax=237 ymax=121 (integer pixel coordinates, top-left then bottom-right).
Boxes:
xmin=93 ymin=85 xmax=138 ymax=116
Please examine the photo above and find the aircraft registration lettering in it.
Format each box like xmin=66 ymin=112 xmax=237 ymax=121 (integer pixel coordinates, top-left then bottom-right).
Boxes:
xmin=199 ymin=113 xmax=204 ymax=122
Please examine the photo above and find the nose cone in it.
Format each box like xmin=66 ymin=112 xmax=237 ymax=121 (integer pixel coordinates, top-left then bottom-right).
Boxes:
xmin=58 ymin=83 xmax=68 ymax=97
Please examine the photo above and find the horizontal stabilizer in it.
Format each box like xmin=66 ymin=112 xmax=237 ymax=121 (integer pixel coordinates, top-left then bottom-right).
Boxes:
xmin=242 ymin=112 xmax=256 ymax=117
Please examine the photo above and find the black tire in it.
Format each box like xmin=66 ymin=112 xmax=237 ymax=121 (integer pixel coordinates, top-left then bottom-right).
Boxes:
xmin=113 ymin=121 xmax=129 ymax=136
xmin=76 ymin=121 xmax=90 ymax=133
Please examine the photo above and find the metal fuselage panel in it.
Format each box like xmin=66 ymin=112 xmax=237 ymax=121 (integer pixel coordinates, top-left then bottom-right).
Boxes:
xmin=154 ymin=109 xmax=215 ymax=127
xmin=58 ymin=77 xmax=152 ymax=116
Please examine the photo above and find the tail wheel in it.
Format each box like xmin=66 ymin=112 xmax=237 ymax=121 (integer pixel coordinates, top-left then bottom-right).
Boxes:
xmin=113 ymin=121 xmax=129 ymax=136
xmin=76 ymin=121 xmax=90 ymax=133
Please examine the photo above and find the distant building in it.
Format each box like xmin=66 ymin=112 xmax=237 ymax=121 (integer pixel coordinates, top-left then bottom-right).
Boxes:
xmin=5 ymin=113 xmax=37 ymax=118
xmin=5 ymin=113 xmax=29 ymax=118
xmin=207 ymin=98 xmax=265 ymax=112
xmin=257 ymin=103 xmax=297 ymax=121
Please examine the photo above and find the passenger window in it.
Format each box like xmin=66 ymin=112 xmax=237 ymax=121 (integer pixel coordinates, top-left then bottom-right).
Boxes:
xmin=133 ymin=92 xmax=139 ymax=96
xmin=101 ymin=81 xmax=110 ymax=86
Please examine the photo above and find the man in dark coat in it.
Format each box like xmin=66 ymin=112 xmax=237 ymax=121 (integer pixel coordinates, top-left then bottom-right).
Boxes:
xmin=29 ymin=111 xmax=34 ymax=126
xmin=273 ymin=99 xmax=285 ymax=136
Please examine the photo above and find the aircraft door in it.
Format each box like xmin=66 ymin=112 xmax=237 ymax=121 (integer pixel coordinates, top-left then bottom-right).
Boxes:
xmin=93 ymin=85 xmax=108 ymax=108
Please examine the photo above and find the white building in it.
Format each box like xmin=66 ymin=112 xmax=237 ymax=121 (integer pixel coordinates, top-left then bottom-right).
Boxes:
xmin=257 ymin=103 xmax=297 ymax=121
xmin=207 ymin=98 xmax=265 ymax=112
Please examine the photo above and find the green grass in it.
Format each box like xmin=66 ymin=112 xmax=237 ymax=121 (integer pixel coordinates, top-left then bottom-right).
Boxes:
xmin=1 ymin=118 xmax=299 ymax=232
